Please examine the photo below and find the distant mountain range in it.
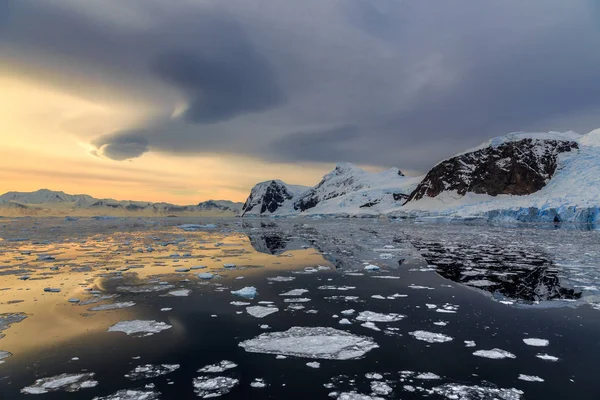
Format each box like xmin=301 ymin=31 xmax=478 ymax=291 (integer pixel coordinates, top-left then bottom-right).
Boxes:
xmin=241 ymin=129 xmax=600 ymax=225
xmin=0 ymin=189 xmax=242 ymax=217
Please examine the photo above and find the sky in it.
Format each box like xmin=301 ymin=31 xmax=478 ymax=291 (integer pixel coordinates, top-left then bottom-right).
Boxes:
xmin=1 ymin=0 xmax=600 ymax=204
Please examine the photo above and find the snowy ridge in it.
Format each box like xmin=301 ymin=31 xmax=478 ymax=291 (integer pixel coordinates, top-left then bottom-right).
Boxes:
xmin=240 ymin=180 xmax=310 ymax=216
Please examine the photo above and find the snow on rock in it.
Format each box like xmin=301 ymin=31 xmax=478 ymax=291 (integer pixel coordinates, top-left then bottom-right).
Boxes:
xmin=92 ymin=389 xmax=160 ymax=400
xmin=231 ymin=287 xmax=258 ymax=299
xmin=241 ymin=180 xmax=309 ymax=216
xmin=356 ymin=311 xmax=405 ymax=323
xmin=198 ymin=360 xmax=237 ymax=373
xmin=473 ymin=349 xmax=516 ymax=359
xmin=522 ymin=338 xmax=549 ymax=347
xmin=125 ymin=364 xmax=180 ymax=380
xmin=408 ymin=331 xmax=453 ymax=343
xmin=518 ymin=374 xmax=544 ymax=382
xmin=239 ymin=327 xmax=378 ymax=360
xmin=89 ymin=302 xmax=136 ymax=311
xmin=246 ymin=306 xmax=279 ymax=318
xmin=193 ymin=376 xmax=239 ymax=398
xmin=21 ymin=373 xmax=98 ymax=394
xmin=108 ymin=320 xmax=172 ymax=337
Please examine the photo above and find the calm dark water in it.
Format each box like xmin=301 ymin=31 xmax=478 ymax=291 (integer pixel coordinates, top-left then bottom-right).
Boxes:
xmin=1 ymin=217 xmax=599 ymax=399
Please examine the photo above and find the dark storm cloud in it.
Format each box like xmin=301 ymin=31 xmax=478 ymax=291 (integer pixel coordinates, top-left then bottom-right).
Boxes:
xmin=3 ymin=0 xmax=600 ymax=169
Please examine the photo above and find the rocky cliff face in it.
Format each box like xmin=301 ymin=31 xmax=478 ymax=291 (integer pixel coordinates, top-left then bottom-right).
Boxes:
xmin=240 ymin=180 xmax=309 ymax=216
xmin=408 ymin=138 xmax=579 ymax=202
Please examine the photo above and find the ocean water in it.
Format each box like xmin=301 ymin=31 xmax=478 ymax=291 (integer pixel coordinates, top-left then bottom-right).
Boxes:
xmin=1 ymin=217 xmax=599 ymax=399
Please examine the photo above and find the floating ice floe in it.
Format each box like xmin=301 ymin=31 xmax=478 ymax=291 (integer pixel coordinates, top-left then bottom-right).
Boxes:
xmin=370 ymin=276 xmax=400 ymax=279
xmin=161 ymin=308 xmax=172 ymax=312
xmin=364 ymin=265 xmax=380 ymax=271
xmin=408 ymin=285 xmax=434 ymax=290
xmin=518 ymin=374 xmax=544 ymax=382
xmin=379 ymin=253 xmax=393 ymax=260
xmin=283 ymin=298 xmax=311 ymax=303
xmin=339 ymin=319 xmax=352 ymax=325
xmin=230 ymin=301 xmax=251 ymax=306
xmin=246 ymin=306 xmax=279 ymax=318
xmin=92 ymin=389 xmax=160 ymax=400
xmin=89 ymin=302 xmax=136 ymax=311
xmin=361 ymin=322 xmax=381 ymax=331
xmin=21 ymin=373 xmax=98 ymax=394
xmin=318 ymin=286 xmax=356 ymax=291
xmin=522 ymin=338 xmax=549 ymax=347
xmin=429 ymin=384 xmax=523 ymax=400
xmin=193 ymin=376 xmax=239 ymax=398
xmin=433 ymin=321 xmax=448 ymax=326
xmin=125 ymin=364 xmax=180 ymax=380
xmin=198 ymin=360 xmax=237 ymax=373
xmin=0 ymin=313 xmax=27 ymax=335
xmin=43 ymin=287 xmax=61 ymax=293
xmin=0 ymin=350 xmax=12 ymax=364
xmin=416 ymin=372 xmax=441 ymax=380
xmin=306 ymin=361 xmax=321 ymax=368
xmin=371 ymin=295 xmax=386 ymax=300
xmin=198 ymin=273 xmax=214 ymax=280
xmin=409 ymin=331 xmax=453 ymax=343
xmin=250 ymin=378 xmax=267 ymax=388
xmin=370 ymin=381 xmax=393 ymax=396
xmin=231 ymin=287 xmax=257 ymax=299
xmin=117 ymin=285 xmax=175 ymax=293
xmin=223 ymin=263 xmax=236 ymax=269
xmin=178 ymin=224 xmax=217 ymax=231
xmin=108 ymin=320 xmax=172 ymax=337
xmin=168 ymin=289 xmax=191 ymax=297
xmin=464 ymin=341 xmax=476 ymax=348
xmin=280 ymin=289 xmax=309 ymax=296
xmin=341 ymin=309 xmax=355 ymax=315
xmin=365 ymin=373 xmax=383 ymax=380
xmin=267 ymin=276 xmax=295 ymax=282
xmin=239 ymin=327 xmax=378 ymax=360
xmin=68 ymin=298 xmax=80 ymax=303
xmin=466 ymin=279 xmax=496 ymax=287
xmin=536 ymin=353 xmax=559 ymax=362
xmin=175 ymin=268 xmax=190 ymax=273
xmin=473 ymin=349 xmax=516 ymax=359
xmin=325 ymin=296 xmax=361 ymax=302
xmin=336 ymin=392 xmax=385 ymax=400
xmin=356 ymin=311 xmax=404 ymax=323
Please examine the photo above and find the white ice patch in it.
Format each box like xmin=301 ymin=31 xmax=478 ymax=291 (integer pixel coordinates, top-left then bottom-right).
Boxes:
xmin=193 ymin=376 xmax=239 ymax=398
xmin=473 ymin=349 xmax=516 ymax=359
xmin=92 ymin=389 xmax=160 ymax=400
xmin=0 ymin=350 xmax=12 ymax=363
xmin=231 ymin=287 xmax=257 ymax=299
xmin=306 ymin=361 xmax=321 ymax=368
xmin=108 ymin=320 xmax=172 ymax=337
xmin=280 ymin=289 xmax=309 ymax=296
xmin=283 ymin=298 xmax=311 ymax=303
xmin=379 ymin=253 xmax=393 ymax=260
xmin=430 ymin=384 xmax=523 ymax=400
xmin=246 ymin=306 xmax=279 ymax=318
xmin=337 ymin=392 xmax=385 ymax=400
xmin=466 ymin=279 xmax=496 ymax=287
xmin=360 ymin=322 xmax=381 ymax=331
xmin=339 ymin=319 xmax=352 ymax=325
xmin=250 ymin=378 xmax=267 ymax=388
xmin=356 ymin=311 xmax=404 ymax=323
xmin=408 ymin=285 xmax=434 ymax=290
xmin=523 ymin=338 xmax=549 ymax=347
xmin=125 ymin=364 xmax=180 ymax=380
xmin=318 ymin=286 xmax=356 ymax=291
xmin=536 ymin=353 xmax=559 ymax=362
xmin=365 ymin=373 xmax=383 ymax=380
xmin=364 ymin=265 xmax=380 ymax=271
xmin=89 ymin=302 xmax=136 ymax=311
xmin=433 ymin=321 xmax=448 ymax=326
xmin=341 ymin=309 xmax=355 ymax=315
xmin=370 ymin=381 xmax=393 ymax=396
xmin=198 ymin=273 xmax=214 ymax=280
xmin=198 ymin=360 xmax=237 ymax=373
xmin=416 ymin=372 xmax=441 ymax=380
xmin=518 ymin=374 xmax=544 ymax=382
xmin=230 ymin=301 xmax=251 ymax=306
xmin=168 ymin=289 xmax=191 ymax=297
xmin=464 ymin=341 xmax=476 ymax=348
xmin=239 ymin=327 xmax=378 ymax=360
xmin=117 ymin=285 xmax=175 ymax=293
xmin=21 ymin=373 xmax=98 ymax=394
xmin=409 ymin=331 xmax=453 ymax=343
xmin=267 ymin=276 xmax=295 ymax=282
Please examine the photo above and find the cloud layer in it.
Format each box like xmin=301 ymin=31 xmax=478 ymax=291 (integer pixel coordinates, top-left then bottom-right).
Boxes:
xmin=3 ymin=0 xmax=600 ymax=171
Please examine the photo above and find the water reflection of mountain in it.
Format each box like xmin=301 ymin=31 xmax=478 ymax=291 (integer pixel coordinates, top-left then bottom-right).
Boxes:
xmin=412 ymin=240 xmax=582 ymax=303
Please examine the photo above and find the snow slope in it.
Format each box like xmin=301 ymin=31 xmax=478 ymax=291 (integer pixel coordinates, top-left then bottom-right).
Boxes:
xmin=401 ymin=130 xmax=600 ymax=224
xmin=240 ymin=180 xmax=310 ymax=216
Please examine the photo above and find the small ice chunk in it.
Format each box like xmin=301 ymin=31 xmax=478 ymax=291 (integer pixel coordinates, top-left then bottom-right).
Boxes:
xmin=21 ymin=373 xmax=98 ymax=394
xmin=339 ymin=319 xmax=352 ymax=325
xmin=280 ymin=289 xmax=309 ymax=296
xmin=92 ymin=389 xmax=160 ymax=400
xmin=364 ymin=265 xmax=380 ymax=271
xmin=536 ymin=353 xmax=559 ymax=362
xmin=168 ymin=289 xmax=191 ymax=297
xmin=409 ymin=331 xmax=453 ymax=343
xmin=0 ymin=350 xmax=12 ymax=363
xmin=370 ymin=381 xmax=393 ymax=396
xmin=337 ymin=392 xmax=385 ymax=400
xmin=246 ymin=306 xmax=279 ymax=318
xmin=318 ymin=286 xmax=356 ymax=291
xmin=518 ymin=374 xmax=544 ymax=382
xmin=408 ymin=285 xmax=434 ymax=290
xmin=223 ymin=263 xmax=236 ymax=269
xmin=250 ymin=378 xmax=267 ymax=388
xmin=473 ymin=349 xmax=516 ymax=359
xmin=44 ymin=288 xmax=61 ymax=293
xmin=371 ymin=295 xmax=386 ymax=300
xmin=161 ymin=308 xmax=172 ymax=312
xmin=230 ymin=301 xmax=251 ymax=306
xmin=341 ymin=309 xmax=355 ymax=315
xmin=275 ymin=355 xmax=287 ymax=359
xmin=416 ymin=372 xmax=441 ymax=380
xmin=175 ymin=268 xmax=190 ymax=273
xmin=198 ymin=360 xmax=237 ymax=373
xmin=108 ymin=320 xmax=172 ymax=337
xmin=267 ymin=276 xmax=295 ymax=282
xmin=306 ymin=361 xmax=320 ymax=368
xmin=433 ymin=321 xmax=447 ymax=326
xmin=464 ymin=341 xmax=476 ymax=348
xmin=356 ymin=311 xmax=404 ymax=323
xmin=68 ymin=298 xmax=80 ymax=303
xmin=365 ymin=373 xmax=383 ymax=380
xmin=239 ymin=327 xmax=378 ymax=360
xmin=125 ymin=364 xmax=180 ymax=380
xmin=89 ymin=302 xmax=136 ymax=311
xmin=522 ymin=338 xmax=549 ymax=347
xmin=231 ymin=287 xmax=258 ymax=299
xmin=193 ymin=376 xmax=239 ymax=398
xmin=360 ymin=322 xmax=380 ymax=331
xmin=198 ymin=273 xmax=214 ymax=280
xmin=283 ymin=298 xmax=311 ymax=303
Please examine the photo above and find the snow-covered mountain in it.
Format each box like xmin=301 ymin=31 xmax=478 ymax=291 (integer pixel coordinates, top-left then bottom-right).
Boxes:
xmin=241 ymin=163 xmax=420 ymax=217
xmin=0 ymin=189 xmax=243 ymax=217
xmin=240 ymin=180 xmax=309 ymax=216
xmin=402 ymin=130 xmax=600 ymax=224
